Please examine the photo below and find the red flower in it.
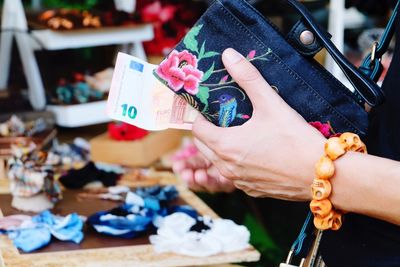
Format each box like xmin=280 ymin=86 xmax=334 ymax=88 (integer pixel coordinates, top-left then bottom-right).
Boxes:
xmin=309 ymin=121 xmax=332 ymax=138
xmin=156 ymin=50 xmax=203 ymax=95
xmin=141 ymin=1 xmax=176 ymax=23
xmin=108 ymin=122 xmax=148 ymax=141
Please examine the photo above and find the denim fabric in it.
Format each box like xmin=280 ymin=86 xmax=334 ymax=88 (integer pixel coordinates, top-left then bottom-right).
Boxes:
xmin=154 ymin=0 xmax=368 ymax=135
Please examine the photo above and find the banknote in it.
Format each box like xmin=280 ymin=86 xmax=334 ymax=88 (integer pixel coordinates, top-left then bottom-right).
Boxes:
xmin=107 ymin=53 xmax=199 ymax=131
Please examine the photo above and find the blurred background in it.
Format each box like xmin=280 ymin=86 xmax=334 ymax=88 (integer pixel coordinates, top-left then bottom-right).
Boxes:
xmin=0 ymin=1 xmax=396 ymax=266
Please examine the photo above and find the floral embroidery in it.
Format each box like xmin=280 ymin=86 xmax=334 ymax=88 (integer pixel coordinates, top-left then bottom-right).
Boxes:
xmin=309 ymin=121 xmax=336 ymax=138
xmin=154 ymin=23 xmax=272 ymax=127
xmin=247 ymin=50 xmax=256 ymax=59
xmin=156 ymin=50 xmax=203 ymax=94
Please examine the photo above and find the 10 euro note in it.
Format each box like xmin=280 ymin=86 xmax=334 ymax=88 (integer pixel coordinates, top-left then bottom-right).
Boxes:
xmin=107 ymin=53 xmax=199 ymax=131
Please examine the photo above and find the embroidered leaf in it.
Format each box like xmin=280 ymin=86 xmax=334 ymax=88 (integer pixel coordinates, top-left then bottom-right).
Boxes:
xmin=183 ymin=24 xmax=203 ymax=53
xmin=197 ymin=86 xmax=210 ymax=112
xmin=199 ymin=41 xmax=206 ymax=59
xmin=254 ymin=57 xmax=270 ymax=61
xmin=202 ymin=51 xmax=219 ymax=59
xmin=202 ymin=63 xmax=215 ymax=82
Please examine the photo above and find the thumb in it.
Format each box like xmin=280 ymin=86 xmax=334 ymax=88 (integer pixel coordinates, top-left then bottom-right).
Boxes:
xmin=222 ymin=48 xmax=281 ymax=111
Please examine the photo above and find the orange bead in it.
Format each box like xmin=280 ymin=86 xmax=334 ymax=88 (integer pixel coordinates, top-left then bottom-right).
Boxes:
xmin=355 ymin=142 xmax=368 ymax=154
xmin=324 ymin=137 xmax=346 ymax=160
xmin=310 ymin=199 xmax=332 ymax=218
xmin=340 ymin=132 xmax=367 ymax=153
xmin=311 ymin=179 xmax=332 ymax=200
xmin=331 ymin=212 xmax=343 ymax=231
xmin=315 ymin=155 xmax=335 ymax=180
xmin=313 ymin=211 xmax=335 ymax=230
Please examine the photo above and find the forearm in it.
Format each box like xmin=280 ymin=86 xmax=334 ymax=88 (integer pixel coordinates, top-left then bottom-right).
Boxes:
xmin=330 ymin=152 xmax=400 ymax=225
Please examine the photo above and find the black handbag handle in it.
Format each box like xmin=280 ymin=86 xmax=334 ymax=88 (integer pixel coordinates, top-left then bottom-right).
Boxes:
xmin=360 ymin=0 xmax=400 ymax=81
xmin=287 ymin=0 xmax=386 ymax=107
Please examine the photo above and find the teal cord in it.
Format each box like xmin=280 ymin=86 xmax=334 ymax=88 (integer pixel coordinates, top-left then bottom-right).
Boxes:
xmin=291 ymin=211 xmax=313 ymax=256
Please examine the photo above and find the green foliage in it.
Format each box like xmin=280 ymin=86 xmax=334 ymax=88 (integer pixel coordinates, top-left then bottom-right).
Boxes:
xmin=244 ymin=214 xmax=284 ymax=266
xmin=202 ymin=62 xmax=214 ymax=82
xmin=183 ymin=24 xmax=203 ymax=54
xmin=197 ymin=86 xmax=210 ymax=112
xmin=202 ymin=51 xmax=219 ymax=59
xmin=199 ymin=41 xmax=206 ymax=59
xmin=197 ymin=41 xmax=219 ymax=61
xmin=42 ymin=0 xmax=99 ymax=10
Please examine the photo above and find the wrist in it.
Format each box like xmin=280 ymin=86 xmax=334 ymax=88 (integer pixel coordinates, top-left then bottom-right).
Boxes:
xmin=304 ymin=135 xmax=326 ymax=200
xmin=328 ymin=152 xmax=356 ymax=212
xmin=310 ymin=133 xmax=367 ymax=230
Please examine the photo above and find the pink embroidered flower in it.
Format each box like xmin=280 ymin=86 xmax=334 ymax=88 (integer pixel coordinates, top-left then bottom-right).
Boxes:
xmin=309 ymin=121 xmax=332 ymax=138
xmin=247 ymin=50 xmax=256 ymax=59
xmin=220 ymin=75 xmax=229 ymax=83
xmin=156 ymin=50 xmax=203 ymax=95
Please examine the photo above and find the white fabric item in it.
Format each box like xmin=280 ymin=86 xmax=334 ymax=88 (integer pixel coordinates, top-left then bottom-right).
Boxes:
xmin=45 ymin=152 xmax=61 ymax=166
xmin=0 ymin=215 xmax=32 ymax=230
xmin=203 ymin=219 xmax=250 ymax=253
xmin=11 ymin=194 xmax=54 ymax=212
xmin=73 ymin=138 xmax=90 ymax=152
xmin=95 ymin=162 xmax=126 ymax=175
xmin=93 ymin=225 xmax=132 ymax=235
xmin=125 ymin=192 xmax=144 ymax=207
xmin=99 ymin=214 xmax=138 ymax=222
xmin=99 ymin=214 xmax=121 ymax=221
xmin=85 ymin=68 xmax=114 ymax=93
xmin=114 ymin=0 xmax=136 ymax=13
xmin=149 ymin=213 xmax=250 ymax=257
xmin=108 ymin=185 xmax=130 ymax=195
xmin=99 ymin=193 xmax=123 ymax=201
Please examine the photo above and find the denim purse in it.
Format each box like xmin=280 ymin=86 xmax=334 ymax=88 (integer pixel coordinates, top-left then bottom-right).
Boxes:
xmin=153 ymin=0 xmax=385 ymax=136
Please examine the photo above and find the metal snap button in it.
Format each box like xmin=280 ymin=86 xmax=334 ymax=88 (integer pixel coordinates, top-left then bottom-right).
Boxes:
xmin=300 ymin=30 xmax=315 ymax=46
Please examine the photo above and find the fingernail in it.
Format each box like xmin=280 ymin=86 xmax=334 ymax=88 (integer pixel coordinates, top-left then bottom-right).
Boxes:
xmin=223 ymin=48 xmax=243 ymax=64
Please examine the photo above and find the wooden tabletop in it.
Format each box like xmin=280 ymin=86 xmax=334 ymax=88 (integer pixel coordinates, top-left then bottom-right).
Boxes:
xmin=0 ymin=178 xmax=259 ymax=267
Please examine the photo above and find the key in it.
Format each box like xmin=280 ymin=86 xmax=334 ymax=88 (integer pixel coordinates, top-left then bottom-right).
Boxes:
xmin=280 ymin=250 xmax=305 ymax=267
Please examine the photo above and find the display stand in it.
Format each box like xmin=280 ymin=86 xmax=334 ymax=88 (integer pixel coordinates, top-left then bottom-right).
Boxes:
xmin=0 ymin=0 xmax=154 ymax=126
xmin=325 ymin=0 xmax=354 ymax=91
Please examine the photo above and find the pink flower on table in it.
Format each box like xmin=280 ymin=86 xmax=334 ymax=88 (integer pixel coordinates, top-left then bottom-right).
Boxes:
xmin=171 ymin=142 xmax=199 ymax=161
xmin=156 ymin=50 xmax=203 ymax=95
xmin=309 ymin=121 xmax=332 ymax=138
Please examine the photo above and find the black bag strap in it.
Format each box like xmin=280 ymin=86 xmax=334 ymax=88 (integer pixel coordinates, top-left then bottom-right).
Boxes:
xmin=360 ymin=0 xmax=400 ymax=82
xmin=287 ymin=0 xmax=390 ymax=107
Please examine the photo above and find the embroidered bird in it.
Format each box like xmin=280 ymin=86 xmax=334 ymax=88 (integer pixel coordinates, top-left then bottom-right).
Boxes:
xmin=213 ymin=94 xmax=250 ymax=127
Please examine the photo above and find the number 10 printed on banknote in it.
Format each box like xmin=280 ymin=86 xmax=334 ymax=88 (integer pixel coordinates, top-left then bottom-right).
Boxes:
xmin=107 ymin=53 xmax=199 ymax=131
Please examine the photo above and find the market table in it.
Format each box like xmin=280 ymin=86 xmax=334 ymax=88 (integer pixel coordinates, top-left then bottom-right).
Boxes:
xmin=0 ymin=176 xmax=260 ymax=267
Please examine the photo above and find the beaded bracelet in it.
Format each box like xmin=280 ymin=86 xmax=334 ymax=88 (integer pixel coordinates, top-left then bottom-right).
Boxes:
xmin=310 ymin=133 xmax=367 ymax=231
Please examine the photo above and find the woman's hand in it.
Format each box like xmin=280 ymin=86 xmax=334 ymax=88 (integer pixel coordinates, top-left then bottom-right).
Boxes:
xmin=171 ymin=140 xmax=235 ymax=193
xmin=192 ymin=48 xmax=326 ymax=201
